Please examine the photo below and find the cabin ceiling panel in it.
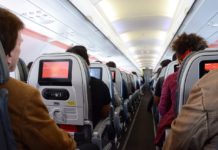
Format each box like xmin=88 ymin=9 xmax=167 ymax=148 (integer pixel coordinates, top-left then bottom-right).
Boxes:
xmin=112 ymin=16 xmax=171 ymax=34
xmin=126 ymin=39 xmax=163 ymax=48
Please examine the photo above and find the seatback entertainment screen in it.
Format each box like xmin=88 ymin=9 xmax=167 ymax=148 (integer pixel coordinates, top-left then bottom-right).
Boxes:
xmin=89 ymin=68 xmax=102 ymax=80
xmin=38 ymin=59 xmax=72 ymax=86
xmin=199 ymin=60 xmax=218 ymax=78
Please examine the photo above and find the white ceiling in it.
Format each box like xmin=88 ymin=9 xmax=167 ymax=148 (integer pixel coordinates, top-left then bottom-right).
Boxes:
xmin=70 ymin=0 xmax=195 ymax=69
xmin=0 ymin=0 xmax=198 ymax=72
xmin=0 ymin=0 xmax=140 ymax=73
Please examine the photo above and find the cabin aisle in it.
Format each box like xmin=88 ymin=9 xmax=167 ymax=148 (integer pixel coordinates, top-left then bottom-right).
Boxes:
xmin=124 ymin=88 xmax=155 ymax=150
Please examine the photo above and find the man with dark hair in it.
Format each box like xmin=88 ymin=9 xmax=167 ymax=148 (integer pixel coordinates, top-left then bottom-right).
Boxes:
xmin=67 ymin=46 xmax=111 ymax=127
xmin=0 ymin=8 xmax=77 ymax=149
xmin=106 ymin=61 xmax=116 ymax=68
xmin=155 ymin=32 xmax=208 ymax=147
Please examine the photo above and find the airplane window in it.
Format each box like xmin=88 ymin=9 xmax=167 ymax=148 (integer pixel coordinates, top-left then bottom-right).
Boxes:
xmin=89 ymin=68 xmax=102 ymax=80
xmin=38 ymin=59 xmax=72 ymax=86
xmin=199 ymin=60 xmax=218 ymax=78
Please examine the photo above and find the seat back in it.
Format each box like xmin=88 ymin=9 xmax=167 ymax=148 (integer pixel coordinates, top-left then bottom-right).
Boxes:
xmin=17 ymin=58 xmax=28 ymax=82
xmin=164 ymin=60 xmax=179 ymax=79
xmin=121 ymin=72 xmax=131 ymax=96
xmin=9 ymin=58 xmax=28 ymax=83
xmin=89 ymin=63 xmax=114 ymax=104
xmin=109 ymin=68 xmax=123 ymax=98
xmin=0 ymin=41 xmax=16 ymax=150
xmin=177 ymin=49 xmax=218 ymax=113
xmin=28 ymin=53 xmax=92 ymax=133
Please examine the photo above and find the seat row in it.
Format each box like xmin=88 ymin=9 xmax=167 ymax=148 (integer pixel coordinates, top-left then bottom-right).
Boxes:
xmin=1 ymin=52 xmax=145 ymax=150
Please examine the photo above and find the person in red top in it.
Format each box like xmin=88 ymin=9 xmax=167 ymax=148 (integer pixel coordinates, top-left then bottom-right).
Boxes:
xmin=154 ymin=33 xmax=208 ymax=147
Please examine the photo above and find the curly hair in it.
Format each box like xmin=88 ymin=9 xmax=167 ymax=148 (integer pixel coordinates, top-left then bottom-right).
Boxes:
xmin=172 ymin=33 xmax=208 ymax=56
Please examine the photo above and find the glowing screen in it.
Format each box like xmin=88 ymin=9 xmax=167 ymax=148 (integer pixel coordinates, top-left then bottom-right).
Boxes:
xmin=42 ymin=61 xmax=69 ymax=78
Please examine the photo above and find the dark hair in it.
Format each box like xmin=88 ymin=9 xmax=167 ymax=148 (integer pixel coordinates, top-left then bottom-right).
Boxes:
xmin=172 ymin=53 xmax=177 ymax=61
xmin=106 ymin=61 xmax=116 ymax=68
xmin=66 ymin=45 xmax=90 ymax=65
xmin=132 ymin=71 xmax=137 ymax=75
xmin=95 ymin=60 xmax=102 ymax=63
xmin=0 ymin=8 xmax=24 ymax=55
xmin=160 ymin=59 xmax=171 ymax=67
xmin=172 ymin=33 xmax=208 ymax=56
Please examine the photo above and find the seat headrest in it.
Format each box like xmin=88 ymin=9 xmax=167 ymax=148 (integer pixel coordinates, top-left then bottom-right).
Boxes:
xmin=0 ymin=42 xmax=9 ymax=84
xmin=90 ymin=63 xmax=113 ymax=100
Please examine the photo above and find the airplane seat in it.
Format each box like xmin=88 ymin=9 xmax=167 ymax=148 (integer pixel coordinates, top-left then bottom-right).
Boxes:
xmin=110 ymin=68 xmax=130 ymax=127
xmin=17 ymin=58 xmax=28 ymax=82
xmin=9 ymin=58 xmax=28 ymax=83
xmin=121 ymin=72 xmax=134 ymax=114
xmin=90 ymin=63 xmax=122 ymax=140
xmin=27 ymin=53 xmax=111 ymax=149
xmin=176 ymin=49 xmax=218 ymax=114
xmin=28 ymin=53 xmax=92 ymax=144
xmin=0 ymin=41 xmax=16 ymax=150
xmin=164 ymin=60 xmax=179 ymax=79
xmin=129 ymin=74 xmax=140 ymax=111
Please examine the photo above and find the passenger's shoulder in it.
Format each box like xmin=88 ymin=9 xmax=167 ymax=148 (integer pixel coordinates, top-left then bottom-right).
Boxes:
xmin=198 ymin=69 xmax=218 ymax=87
xmin=6 ymin=77 xmax=38 ymax=94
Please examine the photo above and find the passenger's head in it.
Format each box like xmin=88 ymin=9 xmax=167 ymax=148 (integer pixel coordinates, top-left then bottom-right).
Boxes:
xmin=0 ymin=8 xmax=24 ymax=71
xmin=160 ymin=59 xmax=171 ymax=68
xmin=66 ymin=45 xmax=90 ymax=65
xmin=132 ymin=71 xmax=137 ymax=75
xmin=106 ymin=61 xmax=116 ymax=68
xmin=172 ymin=33 xmax=208 ymax=63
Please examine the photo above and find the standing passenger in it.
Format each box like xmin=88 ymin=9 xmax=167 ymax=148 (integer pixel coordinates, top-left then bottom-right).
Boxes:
xmin=154 ymin=33 xmax=208 ymax=147
xmin=0 ymin=8 xmax=77 ymax=149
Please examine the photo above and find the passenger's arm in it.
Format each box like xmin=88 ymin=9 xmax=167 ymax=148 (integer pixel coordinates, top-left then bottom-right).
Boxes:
xmin=158 ymin=78 xmax=170 ymax=116
xmin=163 ymin=83 xmax=207 ymax=150
xmin=21 ymin=89 xmax=76 ymax=150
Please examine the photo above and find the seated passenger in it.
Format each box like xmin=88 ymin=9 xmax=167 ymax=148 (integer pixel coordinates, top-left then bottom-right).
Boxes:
xmin=0 ymin=8 xmax=76 ymax=149
xmin=163 ymin=69 xmax=218 ymax=149
xmin=67 ymin=46 xmax=111 ymax=127
xmin=154 ymin=33 xmax=208 ymax=147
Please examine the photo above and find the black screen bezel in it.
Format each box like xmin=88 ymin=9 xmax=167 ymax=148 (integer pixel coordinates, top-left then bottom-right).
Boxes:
xmin=89 ymin=67 xmax=102 ymax=80
xmin=199 ymin=60 xmax=218 ymax=78
xmin=38 ymin=59 xmax=72 ymax=86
